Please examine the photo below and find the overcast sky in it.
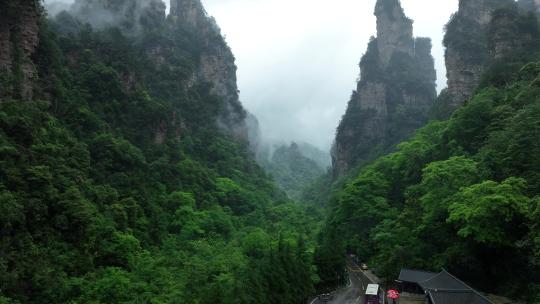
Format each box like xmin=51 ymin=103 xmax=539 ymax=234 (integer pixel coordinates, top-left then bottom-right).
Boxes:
xmin=45 ymin=0 xmax=459 ymax=151
xmin=200 ymin=0 xmax=459 ymax=151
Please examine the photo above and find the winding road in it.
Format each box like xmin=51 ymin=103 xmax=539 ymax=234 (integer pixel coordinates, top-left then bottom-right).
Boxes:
xmin=311 ymin=259 xmax=378 ymax=304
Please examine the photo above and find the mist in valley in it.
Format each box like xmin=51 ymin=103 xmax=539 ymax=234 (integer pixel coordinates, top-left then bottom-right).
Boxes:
xmin=5 ymin=0 xmax=540 ymax=302
xmin=44 ymin=0 xmax=457 ymax=157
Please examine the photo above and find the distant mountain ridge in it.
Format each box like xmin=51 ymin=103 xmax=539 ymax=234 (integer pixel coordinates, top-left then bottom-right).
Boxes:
xmin=258 ymin=141 xmax=329 ymax=200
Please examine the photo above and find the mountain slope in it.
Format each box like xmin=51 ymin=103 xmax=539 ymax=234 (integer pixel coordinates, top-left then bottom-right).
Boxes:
xmin=259 ymin=142 xmax=326 ymax=201
xmin=316 ymin=3 xmax=540 ymax=299
xmin=315 ymin=0 xmax=540 ymax=303
xmin=318 ymin=57 xmax=540 ymax=300
xmin=0 ymin=1 xmax=317 ymax=303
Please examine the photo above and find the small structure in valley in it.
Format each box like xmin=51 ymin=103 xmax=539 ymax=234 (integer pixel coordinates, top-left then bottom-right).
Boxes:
xmin=397 ymin=268 xmax=495 ymax=304
xmin=398 ymin=268 xmax=438 ymax=294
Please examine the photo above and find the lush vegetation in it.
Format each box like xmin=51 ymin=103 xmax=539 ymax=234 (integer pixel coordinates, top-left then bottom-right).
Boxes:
xmin=313 ymin=3 xmax=540 ymax=302
xmin=259 ymin=143 xmax=328 ymax=201
xmin=315 ymin=57 xmax=540 ymax=301
xmin=4 ymin=1 xmax=540 ymax=303
xmin=0 ymin=7 xmax=319 ymax=304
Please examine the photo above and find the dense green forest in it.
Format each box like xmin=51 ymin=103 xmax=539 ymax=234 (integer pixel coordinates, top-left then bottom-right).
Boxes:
xmin=315 ymin=50 xmax=540 ymax=302
xmin=313 ymin=3 xmax=540 ymax=302
xmin=258 ymin=142 xmax=328 ymax=201
xmin=0 ymin=2 xmax=319 ymax=303
xmin=3 ymin=0 xmax=540 ymax=303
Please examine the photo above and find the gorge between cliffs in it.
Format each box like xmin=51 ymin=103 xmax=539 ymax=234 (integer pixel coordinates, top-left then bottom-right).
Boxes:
xmin=1 ymin=0 xmax=540 ymax=303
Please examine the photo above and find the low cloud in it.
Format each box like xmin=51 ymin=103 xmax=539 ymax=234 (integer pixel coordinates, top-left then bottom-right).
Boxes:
xmin=202 ymin=0 xmax=458 ymax=151
xmin=43 ymin=0 xmax=458 ymax=151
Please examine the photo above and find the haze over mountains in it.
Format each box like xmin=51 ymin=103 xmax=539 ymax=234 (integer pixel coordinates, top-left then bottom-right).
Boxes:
xmin=3 ymin=0 xmax=540 ymax=303
xmin=44 ymin=0 xmax=458 ymax=151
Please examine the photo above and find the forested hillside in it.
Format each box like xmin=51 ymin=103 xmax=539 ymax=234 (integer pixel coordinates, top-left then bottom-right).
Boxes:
xmin=313 ymin=0 xmax=540 ymax=302
xmin=3 ymin=0 xmax=540 ymax=303
xmin=258 ymin=142 xmax=328 ymax=201
xmin=316 ymin=10 xmax=540 ymax=303
xmin=0 ymin=0 xmax=318 ymax=303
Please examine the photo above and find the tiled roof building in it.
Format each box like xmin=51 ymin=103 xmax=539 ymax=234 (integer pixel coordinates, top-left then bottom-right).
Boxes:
xmin=398 ymin=269 xmax=494 ymax=304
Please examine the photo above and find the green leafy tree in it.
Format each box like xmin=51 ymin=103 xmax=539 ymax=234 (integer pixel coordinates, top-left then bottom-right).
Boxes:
xmin=448 ymin=177 xmax=531 ymax=246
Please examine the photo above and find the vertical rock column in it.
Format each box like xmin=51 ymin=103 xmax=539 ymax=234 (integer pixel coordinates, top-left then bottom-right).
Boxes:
xmin=170 ymin=0 xmax=249 ymax=141
xmin=375 ymin=0 xmax=414 ymax=68
xmin=331 ymin=0 xmax=436 ymax=177
xmin=0 ymin=0 xmax=41 ymax=100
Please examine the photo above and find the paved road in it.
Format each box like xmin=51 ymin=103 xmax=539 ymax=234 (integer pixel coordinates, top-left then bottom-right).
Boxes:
xmin=311 ymin=260 xmax=375 ymax=304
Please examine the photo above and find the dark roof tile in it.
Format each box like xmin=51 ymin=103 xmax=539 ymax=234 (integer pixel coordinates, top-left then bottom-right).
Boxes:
xmin=428 ymin=290 xmax=493 ymax=304
xmin=398 ymin=268 xmax=438 ymax=283
xmin=419 ymin=270 xmax=471 ymax=290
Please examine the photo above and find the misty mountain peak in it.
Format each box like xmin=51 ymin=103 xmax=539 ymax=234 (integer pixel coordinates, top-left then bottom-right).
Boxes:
xmin=458 ymin=0 xmax=514 ymax=25
xmin=168 ymin=0 xmax=250 ymax=142
xmin=374 ymin=0 xmax=413 ymax=67
xmin=374 ymin=0 xmax=405 ymax=17
xmin=170 ymin=0 xmax=205 ymax=27
xmin=72 ymin=0 xmax=166 ymax=31
xmin=332 ymin=0 xmax=436 ymax=177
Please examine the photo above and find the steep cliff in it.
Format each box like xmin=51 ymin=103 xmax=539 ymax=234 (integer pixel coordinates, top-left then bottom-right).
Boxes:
xmin=332 ymin=0 xmax=436 ymax=177
xmin=443 ymin=0 xmax=539 ymax=107
xmin=0 ymin=0 xmax=41 ymax=100
xmin=65 ymin=0 xmax=251 ymax=141
xmin=170 ymin=0 xmax=249 ymax=140
xmin=375 ymin=0 xmax=414 ymax=67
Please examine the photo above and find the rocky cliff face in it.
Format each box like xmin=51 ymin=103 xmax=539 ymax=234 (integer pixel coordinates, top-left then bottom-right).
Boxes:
xmin=170 ymin=0 xmax=207 ymax=29
xmin=443 ymin=0 xmax=526 ymax=107
xmin=489 ymin=8 xmax=539 ymax=60
xmin=375 ymin=0 xmax=414 ymax=67
xmin=170 ymin=0 xmax=249 ymax=141
xmin=0 ymin=0 xmax=41 ymax=100
xmin=3 ymin=0 xmax=254 ymax=144
xmin=66 ymin=0 xmax=252 ymax=142
xmin=332 ymin=0 xmax=436 ymax=177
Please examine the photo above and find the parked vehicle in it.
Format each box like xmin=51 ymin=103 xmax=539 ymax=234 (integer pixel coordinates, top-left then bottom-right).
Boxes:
xmin=361 ymin=263 xmax=369 ymax=270
xmin=365 ymin=284 xmax=382 ymax=304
